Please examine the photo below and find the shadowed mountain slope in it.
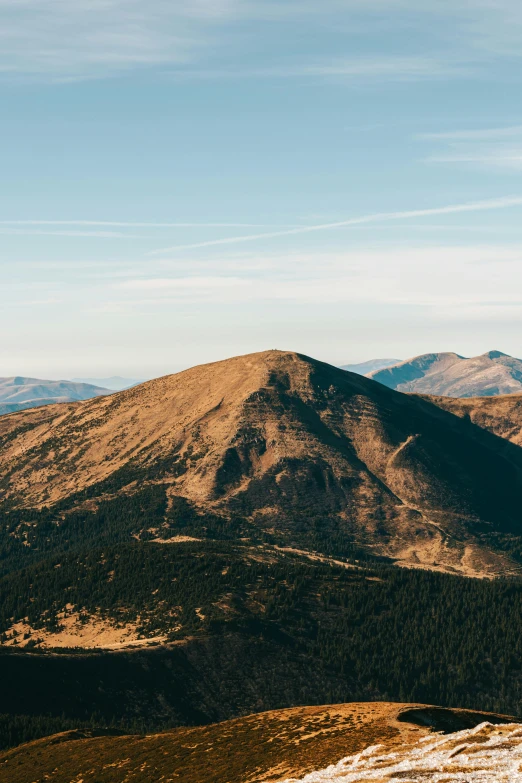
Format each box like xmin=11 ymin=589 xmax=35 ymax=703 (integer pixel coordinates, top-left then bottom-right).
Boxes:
xmin=428 ymin=392 xmax=522 ymax=448
xmin=0 ymin=702 xmax=516 ymax=783
xmin=369 ymin=350 xmax=522 ymax=397
xmin=2 ymin=350 xmax=522 ymax=575
xmin=0 ymin=376 xmax=110 ymax=415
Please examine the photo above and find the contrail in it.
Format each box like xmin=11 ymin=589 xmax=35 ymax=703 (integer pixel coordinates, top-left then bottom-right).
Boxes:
xmin=148 ymin=195 xmax=522 ymax=255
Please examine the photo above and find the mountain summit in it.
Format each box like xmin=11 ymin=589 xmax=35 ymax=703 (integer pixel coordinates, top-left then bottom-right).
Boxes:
xmin=2 ymin=349 xmax=522 ymax=576
xmin=369 ymin=350 xmax=522 ymax=397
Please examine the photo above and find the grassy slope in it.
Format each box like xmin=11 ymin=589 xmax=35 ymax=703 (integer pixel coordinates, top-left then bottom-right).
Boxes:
xmin=0 ymin=703 xmax=517 ymax=783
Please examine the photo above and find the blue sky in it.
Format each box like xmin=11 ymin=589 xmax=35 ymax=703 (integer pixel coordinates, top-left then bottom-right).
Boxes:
xmin=1 ymin=0 xmax=522 ymax=378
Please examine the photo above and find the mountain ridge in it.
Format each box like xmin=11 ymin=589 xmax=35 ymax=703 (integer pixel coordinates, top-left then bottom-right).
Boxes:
xmin=2 ymin=349 xmax=522 ymax=576
xmin=0 ymin=376 xmax=110 ymax=415
xmin=369 ymin=350 xmax=522 ymax=397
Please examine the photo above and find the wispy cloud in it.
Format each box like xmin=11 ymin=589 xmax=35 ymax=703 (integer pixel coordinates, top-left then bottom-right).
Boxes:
xmin=1 ymin=1 xmax=521 ymax=81
xmin=0 ymin=228 xmax=144 ymax=238
xmin=173 ymin=56 xmax=473 ymax=82
xmin=148 ymin=196 xmax=522 ymax=254
xmin=0 ymin=220 xmax=298 ymax=228
xmin=427 ymin=152 xmax=522 ymax=169
xmin=3 ymin=298 xmax=62 ymax=308
xmin=420 ymin=124 xmax=522 ymax=171
xmin=418 ymin=125 xmax=522 ymax=141
xmin=121 ymin=276 xmax=248 ymax=291
xmin=112 ymin=245 xmax=522 ymax=313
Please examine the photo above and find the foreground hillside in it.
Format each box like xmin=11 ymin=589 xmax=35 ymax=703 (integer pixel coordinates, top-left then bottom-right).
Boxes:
xmin=369 ymin=350 xmax=522 ymax=397
xmin=2 ymin=350 xmax=522 ymax=576
xmin=0 ymin=702 xmax=516 ymax=783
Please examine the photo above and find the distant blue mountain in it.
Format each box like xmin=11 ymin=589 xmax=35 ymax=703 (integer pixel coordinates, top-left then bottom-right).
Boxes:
xmin=0 ymin=377 xmax=110 ymax=415
xmin=72 ymin=376 xmax=144 ymax=391
xmin=340 ymin=358 xmax=402 ymax=376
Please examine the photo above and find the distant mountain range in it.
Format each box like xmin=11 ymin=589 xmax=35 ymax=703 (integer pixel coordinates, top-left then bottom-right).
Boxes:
xmin=0 ymin=377 xmax=110 ymax=415
xmin=72 ymin=376 xmax=144 ymax=391
xmin=340 ymin=358 xmax=401 ymax=375
xmin=368 ymin=350 xmax=522 ymax=397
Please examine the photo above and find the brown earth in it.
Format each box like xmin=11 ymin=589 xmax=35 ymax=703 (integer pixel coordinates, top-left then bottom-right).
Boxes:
xmin=2 ymin=350 xmax=522 ymax=575
xmin=0 ymin=701 xmax=516 ymax=783
xmin=427 ymin=392 xmax=522 ymax=447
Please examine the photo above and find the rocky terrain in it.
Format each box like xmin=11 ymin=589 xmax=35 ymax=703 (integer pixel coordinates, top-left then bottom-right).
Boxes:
xmin=0 ymin=376 xmax=110 ymax=415
xmin=369 ymin=350 xmax=522 ymax=397
xmin=0 ymin=702 xmax=516 ymax=783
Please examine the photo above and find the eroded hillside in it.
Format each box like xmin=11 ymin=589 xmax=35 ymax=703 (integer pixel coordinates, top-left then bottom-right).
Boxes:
xmin=2 ymin=350 xmax=522 ymax=575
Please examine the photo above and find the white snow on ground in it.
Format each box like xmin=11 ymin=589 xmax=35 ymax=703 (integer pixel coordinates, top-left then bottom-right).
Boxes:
xmin=280 ymin=722 xmax=522 ymax=782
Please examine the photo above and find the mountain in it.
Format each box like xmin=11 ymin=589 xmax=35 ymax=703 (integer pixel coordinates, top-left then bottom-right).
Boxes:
xmin=3 ymin=354 xmax=522 ymax=753
xmin=0 ymin=702 xmax=517 ymax=783
xmin=2 ymin=349 xmax=522 ymax=576
xmin=340 ymin=357 xmax=402 ymax=375
xmin=369 ymin=350 xmax=522 ymax=397
xmin=0 ymin=377 xmax=110 ymax=415
xmin=72 ymin=376 xmax=144 ymax=391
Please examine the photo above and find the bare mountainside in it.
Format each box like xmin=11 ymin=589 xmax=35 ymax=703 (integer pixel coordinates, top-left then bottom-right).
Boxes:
xmin=369 ymin=350 xmax=522 ymax=397
xmin=0 ymin=376 xmax=110 ymax=415
xmin=428 ymin=392 xmax=522 ymax=448
xmin=2 ymin=349 xmax=522 ymax=575
xmin=0 ymin=702 xmax=516 ymax=783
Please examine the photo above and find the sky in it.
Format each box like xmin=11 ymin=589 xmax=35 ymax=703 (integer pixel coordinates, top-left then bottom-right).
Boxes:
xmin=2 ymin=0 xmax=522 ymax=379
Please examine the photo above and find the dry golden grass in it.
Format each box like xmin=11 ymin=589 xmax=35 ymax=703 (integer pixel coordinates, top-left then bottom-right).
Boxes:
xmin=3 ymin=350 xmax=522 ymax=577
xmin=0 ymin=702 xmax=515 ymax=783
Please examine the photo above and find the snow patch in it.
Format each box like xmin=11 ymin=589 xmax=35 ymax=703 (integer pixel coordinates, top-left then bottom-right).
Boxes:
xmin=280 ymin=722 xmax=522 ymax=782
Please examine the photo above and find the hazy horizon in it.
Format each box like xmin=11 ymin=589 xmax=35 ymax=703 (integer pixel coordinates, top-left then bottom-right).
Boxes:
xmin=3 ymin=345 xmax=521 ymax=382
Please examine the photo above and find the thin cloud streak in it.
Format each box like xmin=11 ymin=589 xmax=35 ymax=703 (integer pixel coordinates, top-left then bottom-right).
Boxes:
xmin=426 ymin=153 xmax=522 ymax=169
xmin=112 ymin=245 xmax=522 ymax=312
xmin=419 ymin=124 xmax=522 ymax=171
xmin=149 ymin=196 xmax=522 ymax=254
xmin=172 ymin=56 xmax=473 ymax=82
xmin=0 ymin=220 xmax=300 ymax=228
xmin=0 ymin=228 xmax=145 ymax=238
xmin=418 ymin=125 xmax=522 ymax=141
